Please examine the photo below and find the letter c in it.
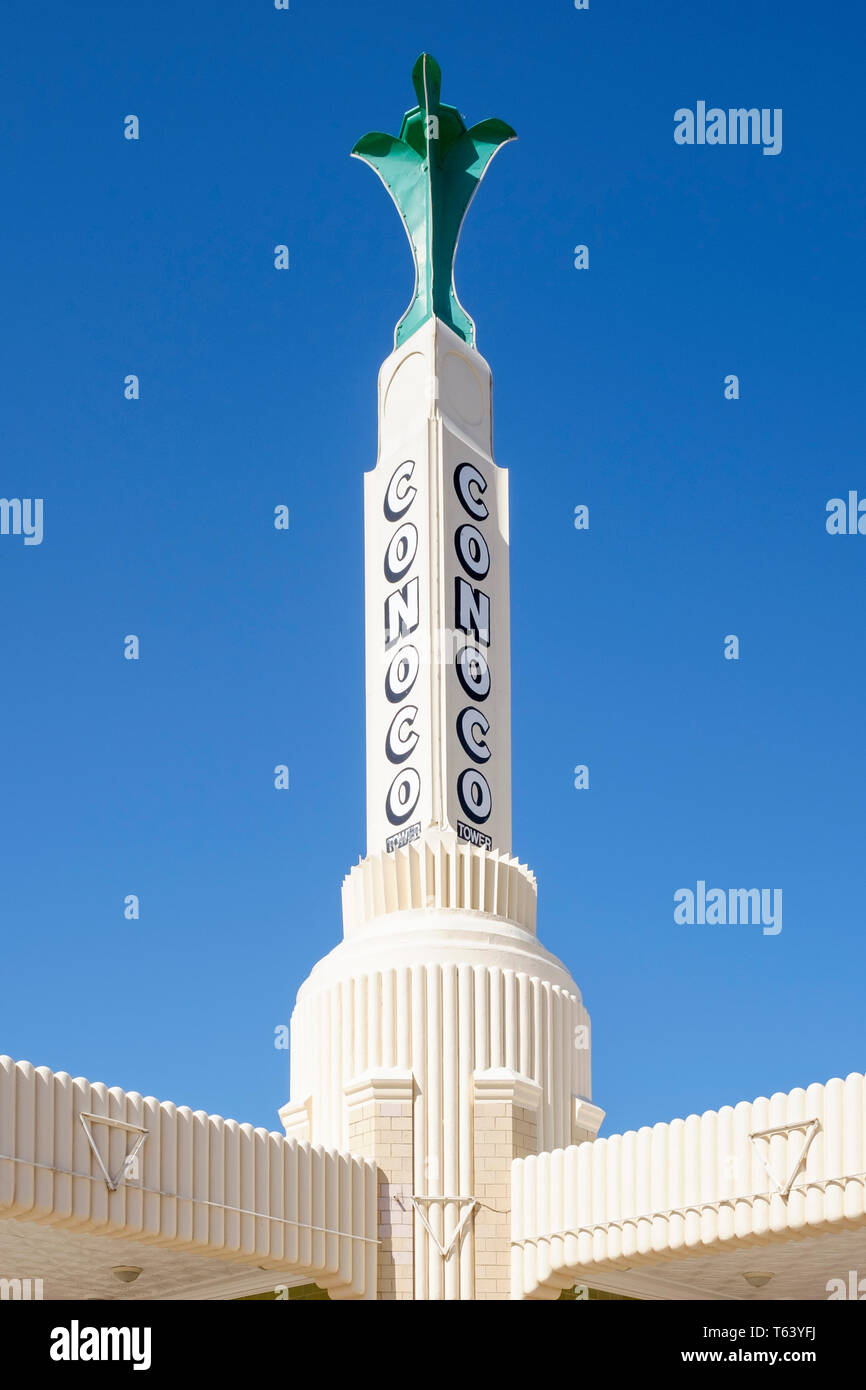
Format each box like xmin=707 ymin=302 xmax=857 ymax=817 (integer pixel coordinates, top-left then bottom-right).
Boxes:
xmin=454 ymin=462 xmax=488 ymax=520
xmin=457 ymin=707 xmax=490 ymax=763
xmin=386 ymin=705 xmax=419 ymax=763
xmin=385 ymin=460 xmax=417 ymax=521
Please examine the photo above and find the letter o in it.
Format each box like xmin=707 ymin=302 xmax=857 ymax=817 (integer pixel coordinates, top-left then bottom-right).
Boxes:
xmin=457 ymin=768 xmax=492 ymax=824
xmin=385 ymin=644 xmax=420 ymax=703
xmin=455 ymin=644 xmax=490 ymax=701
xmin=386 ymin=768 xmax=421 ymax=825
xmin=384 ymin=522 xmax=418 ymax=582
xmin=455 ymin=524 xmax=489 ymax=579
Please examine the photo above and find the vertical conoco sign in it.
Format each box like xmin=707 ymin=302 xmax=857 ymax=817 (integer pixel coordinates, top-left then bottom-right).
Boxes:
xmin=364 ymin=320 xmax=512 ymax=859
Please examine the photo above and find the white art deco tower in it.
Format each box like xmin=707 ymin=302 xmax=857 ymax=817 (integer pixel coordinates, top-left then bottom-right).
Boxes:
xmin=280 ymin=55 xmax=603 ymax=1300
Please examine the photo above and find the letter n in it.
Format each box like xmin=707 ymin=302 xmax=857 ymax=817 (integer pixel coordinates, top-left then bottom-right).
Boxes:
xmin=385 ymin=577 xmax=419 ymax=648
xmin=455 ymin=577 xmax=490 ymax=645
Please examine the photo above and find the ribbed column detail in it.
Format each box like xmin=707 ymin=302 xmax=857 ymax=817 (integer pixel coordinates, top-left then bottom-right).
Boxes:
xmin=287 ymin=950 xmax=591 ymax=1301
xmin=342 ymin=835 xmax=537 ymax=936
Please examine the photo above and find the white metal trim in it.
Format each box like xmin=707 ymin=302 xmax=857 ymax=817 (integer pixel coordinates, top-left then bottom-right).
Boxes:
xmin=79 ymin=1112 xmax=148 ymax=1191
xmin=748 ymin=1118 xmax=821 ymax=1197
xmin=411 ymin=1195 xmax=478 ymax=1259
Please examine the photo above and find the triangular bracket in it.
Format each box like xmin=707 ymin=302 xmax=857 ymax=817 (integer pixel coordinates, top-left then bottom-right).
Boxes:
xmin=79 ymin=1112 xmax=149 ymax=1191
xmin=410 ymin=1195 xmax=478 ymax=1260
xmin=748 ymin=1118 xmax=821 ymax=1197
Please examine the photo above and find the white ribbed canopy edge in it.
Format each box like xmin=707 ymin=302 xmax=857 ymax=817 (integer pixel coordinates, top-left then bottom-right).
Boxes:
xmin=512 ymin=1071 xmax=866 ymax=1300
xmin=0 ymin=1056 xmax=377 ymax=1300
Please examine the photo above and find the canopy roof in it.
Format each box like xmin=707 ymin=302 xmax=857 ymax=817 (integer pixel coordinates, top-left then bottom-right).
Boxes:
xmin=513 ymin=1071 xmax=866 ymax=1300
xmin=0 ymin=1055 xmax=376 ymax=1300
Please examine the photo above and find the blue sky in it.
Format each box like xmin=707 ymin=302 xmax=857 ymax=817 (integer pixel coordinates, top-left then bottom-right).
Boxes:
xmin=1 ymin=0 xmax=863 ymax=1139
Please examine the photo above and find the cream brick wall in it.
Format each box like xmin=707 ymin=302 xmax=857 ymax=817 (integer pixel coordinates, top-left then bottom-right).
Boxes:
xmin=473 ymin=1071 xmax=541 ymax=1300
xmin=346 ymin=1071 xmax=414 ymax=1300
xmin=343 ymin=1067 xmax=583 ymax=1299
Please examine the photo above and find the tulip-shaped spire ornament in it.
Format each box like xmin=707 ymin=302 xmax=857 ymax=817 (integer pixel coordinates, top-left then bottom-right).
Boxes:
xmin=352 ymin=53 xmax=516 ymax=348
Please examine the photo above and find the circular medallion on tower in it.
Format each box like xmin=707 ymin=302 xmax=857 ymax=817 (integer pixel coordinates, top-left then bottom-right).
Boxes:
xmin=384 ymin=351 xmax=426 ymax=422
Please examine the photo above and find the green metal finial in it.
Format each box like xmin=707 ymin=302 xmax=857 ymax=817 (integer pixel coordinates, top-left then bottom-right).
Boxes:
xmin=352 ymin=54 xmax=516 ymax=348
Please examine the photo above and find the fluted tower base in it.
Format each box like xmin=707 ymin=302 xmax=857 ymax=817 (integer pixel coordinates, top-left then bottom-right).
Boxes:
xmin=281 ymin=835 xmax=602 ymax=1299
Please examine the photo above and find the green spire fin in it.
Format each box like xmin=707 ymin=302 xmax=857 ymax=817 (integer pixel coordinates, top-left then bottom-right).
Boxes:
xmin=352 ymin=54 xmax=516 ymax=348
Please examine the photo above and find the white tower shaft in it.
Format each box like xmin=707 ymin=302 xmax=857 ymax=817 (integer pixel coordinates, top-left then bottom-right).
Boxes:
xmin=364 ymin=319 xmax=512 ymax=858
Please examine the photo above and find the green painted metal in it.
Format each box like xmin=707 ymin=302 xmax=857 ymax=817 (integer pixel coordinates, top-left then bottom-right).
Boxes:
xmin=352 ymin=54 xmax=516 ymax=348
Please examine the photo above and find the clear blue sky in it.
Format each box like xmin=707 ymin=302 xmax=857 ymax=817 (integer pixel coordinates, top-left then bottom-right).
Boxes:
xmin=2 ymin=0 xmax=864 ymax=1139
